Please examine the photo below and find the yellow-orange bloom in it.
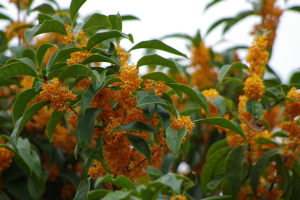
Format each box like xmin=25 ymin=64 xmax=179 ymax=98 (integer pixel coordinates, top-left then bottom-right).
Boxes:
xmin=61 ymin=184 xmax=76 ymax=200
xmin=67 ymin=51 xmax=91 ymax=66
xmin=202 ymin=88 xmax=219 ymax=117
xmin=171 ymin=116 xmax=195 ymax=135
xmin=170 ymin=194 xmax=187 ymax=200
xmin=6 ymin=22 xmax=30 ymax=42
xmin=283 ymin=87 xmax=300 ymax=120
xmin=244 ymin=74 xmax=265 ymax=100
xmin=52 ymin=124 xmax=77 ymax=155
xmin=39 ymin=78 xmax=77 ymax=112
xmin=0 ymin=139 xmax=14 ymax=174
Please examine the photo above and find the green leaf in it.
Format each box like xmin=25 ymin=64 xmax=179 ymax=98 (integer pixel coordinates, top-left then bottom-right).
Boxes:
xmin=111 ymin=121 xmax=158 ymax=134
xmin=167 ymin=83 xmax=210 ymax=117
xmin=206 ymin=138 xmax=229 ymax=159
xmin=70 ymin=0 xmax=87 ymax=24
xmin=223 ymin=77 xmax=245 ymax=85
xmin=94 ymin=174 xmax=136 ymax=190
xmin=32 ymin=4 xmax=55 ymax=14
xmin=78 ymin=107 xmax=103 ymax=149
xmin=209 ymin=96 xmax=226 ymax=117
xmin=82 ymin=14 xmax=110 ymax=30
xmin=204 ymin=0 xmax=223 ymax=11
xmin=74 ymin=178 xmax=90 ymax=200
xmin=287 ymin=6 xmax=300 ymax=13
xmin=206 ymin=18 xmax=232 ymax=36
xmin=0 ymin=13 xmax=13 ymax=22
xmin=12 ymin=88 xmax=38 ymax=124
xmin=36 ymin=43 xmax=57 ymax=69
xmin=58 ymin=64 xmax=99 ymax=81
xmin=273 ymin=155 xmax=292 ymax=198
xmin=137 ymin=54 xmax=184 ymax=77
xmin=218 ymin=62 xmax=248 ymax=82
xmin=81 ymin=54 xmax=122 ymax=67
xmin=193 ymin=118 xmax=247 ymax=142
xmin=61 ymin=169 xmax=82 ymax=188
xmin=200 ymin=146 xmax=232 ymax=194
xmin=224 ymin=145 xmax=247 ymax=198
xmin=156 ymin=105 xmax=171 ymax=132
xmin=25 ymin=20 xmax=67 ymax=43
xmin=0 ymin=189 xmax=9 ymax=200
xmin=123 ymin=133 xmax=151 ymax=164
xmin=81 ymin=84 xmax=94 ymax=114
xmin=129 ymin=40 xmax=188 ymax=58
xmin=82 ymin=151 xmax=96 ymax=182
xmin=272 ymin=131 xmax=288 ymax=138
xmin=281 ymin=89 xmax=298 ymax=101
xmin=180 ymin=135 xmax=190 ymax=159
xmin=91 ymin=70 xmax=105 ymax=93
xmin=0 ymin=62 xmax=37 ymax=81
xmin=74 ymin=141 xmax=81 ymax=159
xmin=46 ymin=45 xmax=84 ymax=72
xmin=47 ymin=68 xmax=64 ymax=80
xmin=69 ymin=76 xmax=86 ymax=90
xmin=136 ymin=95 xmax=178 ymax=116
xmin=37 ymin=13 xmax=53 ymax=24
xmin=87 ymin=30 xmax=130 ymax=51
xmin=256 ymin=137 xmax=280 ymax=147
xmin=108 ymin=13 xmax=122 ymax=31
xmin=21 ymin=48 xmax=36 ymax=64
xmin=179 ymin=108 xmax=201 ymax=116
xmin=122 ymin=15 xmax=140 ymax=21
xmin=35 ymin=81 xmax=43 ymax=92
xmin=95 ymin=135 xmax=104 ymax=158
xmin=88 ymin=190 xmax=110 ymax=200
xmin=250 ymin=149 xmax=281 ymax=196
xmin=223 ymin=11 xmax=254 ymax=34
xmin=11 ymin=101 xmax=50 ymax=152
xmin=205 ymin=173 xmax=224 ymax=197
xmin=201 ymin=196 xmax=234 ymax=200
xmin=166 ymin=126 xmax=187 ymax=157
xmin=245 ymin=99 xmax=263 ymax=121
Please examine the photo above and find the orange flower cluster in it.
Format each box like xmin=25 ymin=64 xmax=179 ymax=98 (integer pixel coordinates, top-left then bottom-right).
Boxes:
xmin=67 ymin=51 xmax=91 ymax=66
xmin=115 ymin=45 xmax=131 ymax=65
xmin=26 ymin=106 xmax=53 ymax=133
xmin=0 ymin=85 xmax=19 ymax=100
xmin=62 ymin=26 xmax=75 ymax=46
xmin=77 ymin=77 xmax=91 ymax=91
xmin=52 ymin=124 xmax=77 ymax=155
xmin=282 ymin=87 xmax=300 ymax=120
xmin=246 ymin=35 xmax=269 ymax=77
xmin=171 ymin=116 xmax=195 ymax=143
xmin=45 ymin=164 xmax=60 ymax=182
xmin=143 ymin=79 xmax=166 ymax=97
xmin=0 ymin=139 xmax=14 ymax=174
xmin=6 ymin=22 xmax=29 ymax=42
xmin=67 ymin=111 xmax=79 ymax=131
xmin=190 ymin=42 xmax=218 ymax=89
xmin=170 ymin=194 xmax=187 ymax=200
xmin=243 ymin=74 xmax=265 ymax=100
xmin=39 ymin=78 xmax=77 ymax=112
xmin=60 ymin=184 xmax=76 ymax=200
xmin=252 ymin=0 xmax=283 ymax=48
xmin=202 ymin=88 xmax=219 ymax=117
xmin=20 ymin=76 xmax=34 ymax=92
xmin=10 ymin=0 xmax=29 ymax=9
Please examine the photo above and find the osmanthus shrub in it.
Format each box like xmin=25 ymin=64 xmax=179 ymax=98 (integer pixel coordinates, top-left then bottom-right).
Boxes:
xmin=0 ymin=0 xmax=246 ymax=199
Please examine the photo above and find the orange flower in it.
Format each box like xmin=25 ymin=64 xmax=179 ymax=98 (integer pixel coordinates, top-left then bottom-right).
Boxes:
xmin=283 ymin=87 xmax=300 ymax=120
xmin=61 ymin=184 xmax=76 ymax=200
xmin=67 ymin=111 xmax=79 ymax=131
xmin=0 ymin=139 xmax=14 ymax=174
xmin=6 ymin=22 xmax=30 ymax=42
xmin=52 ymin=124 xmax=77 ymax=155
xmin=39 ymin=78 xmax=77 ymax=112
xmin=10 ymin=0 xmax=29 ymax=9
xmin=67 ymin=51 xmax=91 ymax=66
xmin=244 ymin=74 xmax=265 ymax=100
xmin=171 ymin=116 xmax=195 ymax=135
xmin=170 ymin=194 xmax=187 ymax=200
xmin=202 ymin=88 xmax=219 ymax=117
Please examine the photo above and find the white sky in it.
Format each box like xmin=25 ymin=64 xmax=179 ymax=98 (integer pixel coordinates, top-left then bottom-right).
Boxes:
xmin=1 ymin=0 xmax=300 ymax=83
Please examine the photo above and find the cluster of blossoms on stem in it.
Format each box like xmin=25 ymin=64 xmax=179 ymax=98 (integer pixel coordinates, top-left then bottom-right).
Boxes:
xmin=67 ymin=50 xmax=91 ymax=66
xmin=0 ymin=139 xmax=14 ymax=173
xmin=5 ymin=21 xmax=29 ymax=42
xmin=39 ymin=77 xmax=77 ymax=112
xmin=170 ymin=194 xmax=187 ymax=200
xmin=171 ymin=116 xmax=195 ymax=143
xmin=143 ymin=79 xmax=166 ymax=97
xmin=10 ymin=0 xmax=29 ymax=9
xmin=201 ymin=88 xmax=219 ymax=117
xmin=61 ymin=25 xmax=84 ymax=46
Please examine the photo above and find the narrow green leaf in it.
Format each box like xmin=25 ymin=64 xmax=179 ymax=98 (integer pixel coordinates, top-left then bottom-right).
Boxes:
xmin=180 ymin=135 xmax=190 ymax=159
xmin=46 ymin=45 xmax=84 ymax=72
xmin=11 ymin=101 xmax=50 ymax=152
xmin=12 ymin=88 xmax=38 ymax=124
xmin=206 ymin=138 xmax=229 ymax=159
xmin=35 ymin=81 xmax=43 ymax=92
xmin=88 ymin=190 xmax=110 ymax=200
xmin=250 ymin=149 xmax=281 ymax=196
xmin=108 ymin=13 xmax=122 ymax=31
xmin=200 ymin=146 xmax=232 ymax=194
xmin=205 ymin=173 xmax=224 ymax=197
xmin=123 ymin=133 xmax=151 ymax=164
xmin=209 ymin=96 xmax=226 ymax=117
xmin=256 ymin=137 xmax=280 ymax=147
xmin=58 ymin=64 xmax=98 ymax=81
xmin=166 ymin=126 xmax=187 ymax=157
xmin=78 ymin=107 xmax=103 ymax=150
xmin=245 ymin=99 xmax=263 ymax=120
xmin=193 ymin=118 xmax=247 ymax=142
xmin=70 ymin=0 xmax=87 ymax=23
xmin=82 ymin=14 xmax=110 ymax=30
xmin=87 ymin=30 xmax=130 ymax=51
xmin=217 ymin=62 xmax=248 ymax=82
xmin=82 ymin=151 xmax=96 ymax=183
xmin=224 ymin=145 xmax=247 ymax=198
xmin=81 ymin=54 xmax=122 ymax=67
xmin=137 ymin=54 xmax=184 ymax=77
xmin=224 ymin=77 xmax=245 ymax=85
xmin=122 ymin=15 xmax=140 ymax=21
xmin=81 ymin=84 xmax=94 ymax=114
xmin=167 ymin=83 xmax=209 ymax=117
xmin=37 ymin=13 xmax=53 ymax=24
xmin=21 ymin=48 xmax=36 ymax=64
xmin=47 ymin=68 xmax=64 ymax=80
xmin=95 ymin=135 xmax=104 ymax=158
xmin=273 ymin=155 xmax=292 ymax=198
xmin=69 ymin=76 xmax=87 ymax=90
xmin=206 ymin=18 xmax=232 ymax=36
xmin=156 ymin=105 xmax=171 ymax=132
xmin=0 ymin=62 xmax=37 ymax=81
xmin=74 ymin=141 xmax=81 ymax=160
xmin=129 ymin=40 xmax=187 ymax=58
xmin=36 ymin=43 xmax=57 ymax=69
xmin=74 ymin=178 xmax=90 ymax=200
xmin=25 ymin=20 xmax=67 ymax=43
xmin=201 ymin=196 xmax=234 ymax=200
xmin=223 ymin=11 xmax=254 ymax=34
xmin=32 ymin=4 xmax=55 ymax=14
xmin=179 ymin=108 xmax=201 ymax=116
xmin=0 ymin=189 xmax=9 ymax=200
xmin=94 ymin=174 xmax=136 ymax=190
xmin=287 ymin=6 xmax=300 ymax=12
xmin=111 ymin=121 xmax=158 ymax=134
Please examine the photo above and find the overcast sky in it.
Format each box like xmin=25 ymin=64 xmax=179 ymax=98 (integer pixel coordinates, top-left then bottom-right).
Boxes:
xmin=1 ymin=0 xmax=300 ymax=83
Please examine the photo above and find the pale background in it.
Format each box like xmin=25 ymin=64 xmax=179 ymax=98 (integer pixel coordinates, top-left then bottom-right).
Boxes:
xmin=1 ymin=0 xmax=300 ymax=83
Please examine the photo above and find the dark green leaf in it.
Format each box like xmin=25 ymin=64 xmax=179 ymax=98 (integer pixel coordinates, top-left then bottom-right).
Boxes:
xmin=204 ymin=0 xmax=223 ymax=11
xmin=166 ymin=126 xmax=187 ymax=157
xmin=58 ymin=64 xmax=99 ymax=81
xmin=287 ymin=6 xmax=300 ymax=12
xmin=74 ymin=178 xmax=90 ymax=200
xmin=95 ymin=135 xmax=104 ymax=158
xmin=11 ymin=101 xmax=50 ymax=152
xmin=206 ymin=138 xmax=229 ymax=159
xmin=218 ymin=62 xmax=248 ymax=82
xmin=123 ymin=133 xmax=151 ymax=164
xmin=0 ymin=13 xmax=13 ymax=22
xmin=70 ymin=0 xmax=87 ymax=23
xmin=245 ymin=99 xmax=263 ymax=120
xmin=88 ymin=190 xmax=110 ymax=200
xmin=206 ymin=18 xmax=232 ymax=36
xmin=82 ymin=151 xmax=96 ymax=182
xmin=256 ymin=137 xmax=280 ymax=147
xmin=35 ymin=81 xmax=43 ymax=92
xmin=224 ymin=145 xmax=247 ymax=198
xmin=37 ymin=14 xmax=53 ymax=24
xmin=36 ymin=43 xmax=57 ymax=69
xmin=21 ymin=48 xmax=36 ymax=64
xmin=78 ymin=107 xmax=103 ymax=149
xmin=47 ymin=68 xmax=64 ymax=80
xmin=61 ymin=169 xmax=81 ymax=188
xmin=111 ymin=121 xmax=158 ymax=134
xmin=224 ymin=77 xmax=245 ymax=85
xmin=122 ymin=15 xmax=140 ymax=21
xmin=25 ymin=20 xmax=67 ymax=43
xmin=193 ymin=117 xmax=247 ymax=142
xmin=274 ymin=155 xmax=292 ymax=198
xmin=0 ymin=189 xmax=9 ymax=200
xmin=129 ymin=40 xmax=188 ymax=58
xmin=108 ymin=13 xmax=122 ymax=31
xmin=137 ymin=54 xmax=184 ymax=77
xmin=81 ymin=54 xmax=122 ymax=67
xmin=223 ymin=11 xmax=254 ymax=34
xmin=156 ymin=105 xmax=171 ymax=132
xmin=74 ymin=141 xmax=81 ymax=160
xmin=179 ymin=108 xmax=201 ymax=116
xmin=180 ymin=135 xmax=190 ymax=159
xmin=94 ymin=174 xmax=136 ymax=190
xmin=82 ymin=14 xmax=110 ymax=30
xmin=0 ymin=62 xmax=37 ymax=81
xmin=205 ymin=173 xmax=224 ymax=197
xmin=81 ymin=84 xmax=94 ymax=114
xmin=209 ymin=96 xmax=226 ymax=117
xmin=32 ymin=4 xmax=55 ymax=14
